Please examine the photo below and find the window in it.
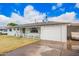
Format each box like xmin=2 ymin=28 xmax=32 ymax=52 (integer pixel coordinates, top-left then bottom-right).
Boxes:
xmin=9 ymin=29 xmax=12 ymax=31
xmin=17 ymin=28 xmax=19 ymax=30
xmin=30 ymin=28 xmax=38 ymax=33
xmin=4 ymin=29 xmax=7 ymax=32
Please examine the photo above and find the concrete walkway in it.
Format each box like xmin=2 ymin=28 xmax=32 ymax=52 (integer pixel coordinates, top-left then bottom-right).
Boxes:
xmin=4 ymin=40 xmax=79 ymax=56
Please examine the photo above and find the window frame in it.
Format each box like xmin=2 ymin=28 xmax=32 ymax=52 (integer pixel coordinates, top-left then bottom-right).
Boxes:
xmin=30 ymin=28 xmax=38 ymax=33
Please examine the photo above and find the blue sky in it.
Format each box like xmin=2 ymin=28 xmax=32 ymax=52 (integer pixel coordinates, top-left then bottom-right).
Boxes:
xmin=0 ymin=3 xmax=79 ymax=26
xmin=0 ymin=3 xmax=79 ymax=18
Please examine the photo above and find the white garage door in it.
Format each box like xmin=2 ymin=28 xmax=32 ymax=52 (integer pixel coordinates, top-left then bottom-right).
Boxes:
xmin=40 ymin=25 xmax=67 ymax=42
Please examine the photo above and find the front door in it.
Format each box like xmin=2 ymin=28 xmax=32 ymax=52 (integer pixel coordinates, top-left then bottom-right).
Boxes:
xmin=22 ymin=28 xmax=26 ymax=37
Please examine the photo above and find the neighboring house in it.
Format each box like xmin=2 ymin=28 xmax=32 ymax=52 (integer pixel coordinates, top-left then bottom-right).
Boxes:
xmin=0 ymin=26 xmax=7 ymax=35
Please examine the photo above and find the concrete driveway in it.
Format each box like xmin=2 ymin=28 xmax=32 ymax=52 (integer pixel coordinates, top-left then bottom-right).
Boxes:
xmin=4 ymin=40 xmax=79 ymax=56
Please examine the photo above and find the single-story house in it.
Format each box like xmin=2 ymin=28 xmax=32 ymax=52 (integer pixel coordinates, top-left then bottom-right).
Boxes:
xmin=1 ymin=21 xmax=79 ymax=43
xmin=7 ymin=21 xmax=70 ymax=43
xmin=1 ymin=21 xmax=79 ymax=49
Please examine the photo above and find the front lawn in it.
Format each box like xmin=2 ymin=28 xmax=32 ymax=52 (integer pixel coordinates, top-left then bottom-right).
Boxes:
xmin=0 ymin=35 xmax=39 ymax=55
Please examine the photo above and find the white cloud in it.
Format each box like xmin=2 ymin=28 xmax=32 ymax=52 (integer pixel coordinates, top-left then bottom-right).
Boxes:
xmin=52 ymin=3 xmax=63 ymax=10
xmin=24 ymin=5 xmax=34 ymax=12
xmin=57 ymin=3 xmax=62 ymax=7
xmin=0 ymin=5 xmax=47 ymax=26
xmin=24 ymin=5 xmax=46 ymax=23
xmin=52 ymin=6 xmax=56 ymax=10
xmin=2 ymin=4 xmax=78 ymax=26
xmin=14 ymin=9 xmax=17 ymax=12
xmin=75 ymin=3 xmax=79 ymax=8
xmin=0 ymin=15 xmax=10 ymax=26
xmin=0 ymin=5 xmax=78 ymax=26
xmin=0 ymin=13 xmax=25 ymax=26
xmin=0 ymin=12 xmax=77 ymax=26
xmin=10 ymin=12 xmax=25 ymax=24
xmin=48 ymin=12 xmax=77 ymax=23
xmin=60 ymin=8 xmax=65 ymax=11
xmin=0 ymin=15 xmax=10 ymax=21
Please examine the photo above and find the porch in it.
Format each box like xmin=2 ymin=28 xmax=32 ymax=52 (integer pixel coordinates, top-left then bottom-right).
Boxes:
xmin=16 ymin=27 xmax=41 ymax=39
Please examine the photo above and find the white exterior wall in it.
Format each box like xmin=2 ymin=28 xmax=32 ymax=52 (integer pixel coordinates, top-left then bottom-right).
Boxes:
xmin=40 ymin=24 xmax=67 ymax=42
xmin=61 ymin=25 xmax=67 ymax=42
xmin=7 ymin=28 xmax=16 ymax=36
xmin=15 ymin=28 xmax=21 ymax=37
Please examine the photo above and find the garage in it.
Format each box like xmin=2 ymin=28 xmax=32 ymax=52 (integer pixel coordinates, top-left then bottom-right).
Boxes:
xmin=40 ymin=24 xmax=67 ymax=42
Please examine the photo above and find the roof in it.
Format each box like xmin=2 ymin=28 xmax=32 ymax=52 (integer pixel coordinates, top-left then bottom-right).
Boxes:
xmin=16 ymin=21 xmax=69 ymax=28
xmin=0 ymin=26 xmax=8 ymax=29
xmin=70 ymin=23 xmax=79 ymax=26
xmin=0 ymin=26 xmax=17 ymax=29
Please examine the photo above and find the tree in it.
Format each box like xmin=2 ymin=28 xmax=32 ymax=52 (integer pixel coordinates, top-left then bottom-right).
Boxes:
xmin=7 ymin=22 xmax=18 ymax=26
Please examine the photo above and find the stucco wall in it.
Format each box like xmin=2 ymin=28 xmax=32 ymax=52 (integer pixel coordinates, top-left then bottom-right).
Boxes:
xmin=7 ymin=28 xmax=16 ymax=36
xmin=40 ymin=24 xmax=67 ymax=42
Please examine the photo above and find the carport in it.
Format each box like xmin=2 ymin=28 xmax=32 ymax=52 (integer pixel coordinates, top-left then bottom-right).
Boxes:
xmin=67 ymin=23 xmax=79 ymax=50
